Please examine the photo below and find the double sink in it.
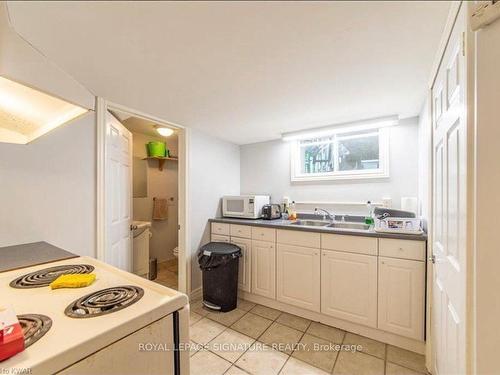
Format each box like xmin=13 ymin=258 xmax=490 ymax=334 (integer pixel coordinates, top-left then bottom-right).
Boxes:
xmin=290 ymin=219 xmax=371 ymax=231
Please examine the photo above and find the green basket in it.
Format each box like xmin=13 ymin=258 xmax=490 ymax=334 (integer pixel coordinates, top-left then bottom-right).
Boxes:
xmin=147 ymin=141 xmax=166 ymax=157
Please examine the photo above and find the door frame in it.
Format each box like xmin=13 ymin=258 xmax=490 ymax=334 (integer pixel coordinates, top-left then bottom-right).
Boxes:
xmin=96 ymin=97 xmax=190 ymax=295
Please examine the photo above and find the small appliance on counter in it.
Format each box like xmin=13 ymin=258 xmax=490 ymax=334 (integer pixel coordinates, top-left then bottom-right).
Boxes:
xmin=222 ymin=195 xmax=270 ymax=219
xmin=261 ymin=204 xmax=282 ymax=220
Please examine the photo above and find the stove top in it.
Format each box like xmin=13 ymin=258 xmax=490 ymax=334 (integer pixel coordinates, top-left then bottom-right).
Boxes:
xmin=10 ymin=264 xmax=94 ymax=289
xmin=17 ymin=314 xmax=52 ymax=348
xmin=64 ymin=285 xmax=144 ymax=318
xmin=1 ymin=256 xmax=187 ymax=374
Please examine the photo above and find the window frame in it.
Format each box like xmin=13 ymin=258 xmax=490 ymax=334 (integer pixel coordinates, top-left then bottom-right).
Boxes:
xmin=290 ymin=127 xmax=390 ymax=182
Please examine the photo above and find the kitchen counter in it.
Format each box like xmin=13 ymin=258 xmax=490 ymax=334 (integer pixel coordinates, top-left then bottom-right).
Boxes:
xmin=0 ymin=241 xmax=78 ymax=272
xmin=210 ymin=217 xmax=427 ymax=241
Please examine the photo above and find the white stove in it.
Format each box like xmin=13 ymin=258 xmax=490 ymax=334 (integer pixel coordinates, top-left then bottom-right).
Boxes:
xmin=0 ymin=256 xmax=190 ymax=375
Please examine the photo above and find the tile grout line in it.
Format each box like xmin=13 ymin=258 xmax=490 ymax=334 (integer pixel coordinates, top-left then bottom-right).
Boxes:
xmin=195 ymin=301 xmax=427 ymax=375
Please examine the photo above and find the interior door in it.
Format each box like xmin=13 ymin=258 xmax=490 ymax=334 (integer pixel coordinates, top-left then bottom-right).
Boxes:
xmin=105 ymin=111 xmax=133 ymax=272
xmin=431 ymin=6 xmax=467 ymax=375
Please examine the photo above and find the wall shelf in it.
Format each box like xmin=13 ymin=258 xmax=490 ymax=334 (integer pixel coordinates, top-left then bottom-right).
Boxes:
xmin=142 ymin=156 xmax=178 ymax=171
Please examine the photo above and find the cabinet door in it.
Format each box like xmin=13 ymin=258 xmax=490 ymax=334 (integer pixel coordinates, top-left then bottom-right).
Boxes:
xmin=277 ymin=244 xmax=320 ymax=312
xmin=251 ymin=240 xmax=276 ymax=299
xmin=378 ymin=257 xmax=425 ymax=340
xmin=231 ymin=237 xmax=252 ymax=292
xmin=321 ymin=250 xmax=378 ymax=327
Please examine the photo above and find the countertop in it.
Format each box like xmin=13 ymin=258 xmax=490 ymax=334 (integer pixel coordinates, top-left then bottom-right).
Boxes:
xmin=0 ymin=241 xmax=78 ymax=272
xmin=210 ymin=217 xmax=427 ymax=241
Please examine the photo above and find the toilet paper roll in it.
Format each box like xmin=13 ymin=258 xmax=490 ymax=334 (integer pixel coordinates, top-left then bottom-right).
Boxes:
xmin=401 ymin=197 xmax=418 ymax=215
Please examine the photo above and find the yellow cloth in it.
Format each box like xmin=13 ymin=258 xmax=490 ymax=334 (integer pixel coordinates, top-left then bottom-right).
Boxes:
xmin=50 ymin=274 xmax=96 ymax=289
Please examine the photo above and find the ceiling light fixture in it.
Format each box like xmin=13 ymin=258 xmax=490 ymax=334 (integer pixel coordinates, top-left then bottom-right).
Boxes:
xmin=0 ymin=76 xmax=88 ymax=144
xmin=281 ymin=115 xmax=399 ymax=142
xmin=155 ymin=126 xmax=174 ymax=137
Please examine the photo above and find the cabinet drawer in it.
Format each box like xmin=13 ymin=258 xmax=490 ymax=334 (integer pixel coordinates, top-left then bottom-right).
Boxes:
xmin=211 ymin=222 xmax=230 ymax=236
xmin=252 ymin=227 xmax=276 ymax=242
xmin=211 ymin=234 xmax=230 ymax=243
xmin=277 ymin=229 xmax=320 ymax=248
xmin=321 ymin=234 xmax=378 ymax=256
xmin=230 ymin=224 xmax=252 ymax=239
xmin=379 ymin=238 xmax=425 ymax=261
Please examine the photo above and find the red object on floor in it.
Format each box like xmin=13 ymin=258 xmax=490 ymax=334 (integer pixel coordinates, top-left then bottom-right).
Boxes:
xmin=0 ymin=307 xmax=25 ymax=361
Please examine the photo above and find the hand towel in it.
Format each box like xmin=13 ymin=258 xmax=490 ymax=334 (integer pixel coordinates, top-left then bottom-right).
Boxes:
xmin=152 ymin=198 xmax=168 ymax=220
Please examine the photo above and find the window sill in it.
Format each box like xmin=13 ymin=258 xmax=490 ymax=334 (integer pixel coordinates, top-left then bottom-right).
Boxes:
xmin=291 ymin=171 xmax=389 ymax=182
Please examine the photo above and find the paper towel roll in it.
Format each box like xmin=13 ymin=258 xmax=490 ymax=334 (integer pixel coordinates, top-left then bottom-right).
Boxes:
xmin=401 ymin=197 xmax=418 ymax=215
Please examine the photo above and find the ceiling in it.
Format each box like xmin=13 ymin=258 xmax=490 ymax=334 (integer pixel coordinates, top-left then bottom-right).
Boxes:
xmin=117 ymin=113 xmax=178 ymax=140
xmin=6 ymin=1 xmax=450 ymax=145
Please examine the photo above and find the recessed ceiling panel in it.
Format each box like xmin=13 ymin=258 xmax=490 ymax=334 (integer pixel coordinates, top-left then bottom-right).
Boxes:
xmin=0 ymin=76 xmax=88 ymax=144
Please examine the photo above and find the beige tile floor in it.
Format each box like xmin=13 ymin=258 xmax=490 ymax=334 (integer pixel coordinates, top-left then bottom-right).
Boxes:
xmin=189 ymin=298 xmax=429 ymax=375
xmin=154 ymin=259 xmax=178 ymax=290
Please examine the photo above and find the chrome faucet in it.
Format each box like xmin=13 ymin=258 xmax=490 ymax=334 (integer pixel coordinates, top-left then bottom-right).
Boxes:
xmin=314 ymin=207 xmax=335 ymax=222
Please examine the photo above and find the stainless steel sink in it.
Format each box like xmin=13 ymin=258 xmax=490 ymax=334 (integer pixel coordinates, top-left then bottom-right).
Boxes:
xmin=290 ymin=220 xmax=331 ymax=227
xmin=327 ymin=222 xmax=371 ymax=230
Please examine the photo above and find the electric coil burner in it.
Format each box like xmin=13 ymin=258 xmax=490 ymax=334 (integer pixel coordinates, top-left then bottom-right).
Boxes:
xmin=10 ymin=264 xmax=94 ymax=289
xmin=17 ymin=314 xmax=52 ymax=348
xmin=64 ymin=285 xmax=144 ymax=318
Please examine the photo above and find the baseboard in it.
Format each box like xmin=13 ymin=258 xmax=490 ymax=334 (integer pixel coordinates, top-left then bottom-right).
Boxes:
xmin=189 ymin=286 xmax=202 ymax=302
xmin=240 ymin=291 xmax=426 ymax=355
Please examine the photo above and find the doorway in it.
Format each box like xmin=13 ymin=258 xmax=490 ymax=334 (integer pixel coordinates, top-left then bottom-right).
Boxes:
xmin=96 ymin=98 xmax=189 ymax=294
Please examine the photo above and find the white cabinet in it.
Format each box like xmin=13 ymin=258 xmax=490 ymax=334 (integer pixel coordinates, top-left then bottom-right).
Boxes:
xmin=251 ymin=240 xmax=276 ymax=299
xmin=378 ymin=257 xmax=425 ymax=340
xmin=321 ymin=250 xmax=378 ymax=327
xmin=277 ymin=244 xmax=320 ymax=312
xmin=211 ymin=234 xmax=230 ymax=243
xmin=231 ymin=237 xmax=252 ymax=292
xmin=230 ymin=224 xmax=252 ymax=239
xmin=211 ymin=222 xmax=230 ymax=236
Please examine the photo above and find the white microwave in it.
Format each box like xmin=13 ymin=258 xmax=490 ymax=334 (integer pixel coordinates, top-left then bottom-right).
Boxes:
xmin=222 ymin=195 xmax=270 ymax=219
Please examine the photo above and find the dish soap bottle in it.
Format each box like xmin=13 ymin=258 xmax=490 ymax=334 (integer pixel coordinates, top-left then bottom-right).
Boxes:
xmin=365 ymin=201 xmax=374 ymax=225
xmin=289 ymin=201 xmax=297 ymax=221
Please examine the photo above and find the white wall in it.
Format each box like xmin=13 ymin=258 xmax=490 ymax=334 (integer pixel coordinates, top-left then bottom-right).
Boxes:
xmin=473 ymin=17 xmax=500 ymax=375
xmin=188 ymin=129 xmax=240 ymax=291
xmin=0 ymin=5 xmax=97 ymax=257
xmin=131 ymin=131 xmax=178 ymax=263
xmin=240 ymin=117 xmax=420 ymax=215
xmin=417 ymin=96 xmax=432 ymax=221
xmin=0 ymin=113 xmax=96 ymax=256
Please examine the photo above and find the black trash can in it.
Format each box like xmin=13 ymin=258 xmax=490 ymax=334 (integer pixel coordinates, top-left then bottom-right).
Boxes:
xmin=198 ymin=242 xmax=242 ymax=312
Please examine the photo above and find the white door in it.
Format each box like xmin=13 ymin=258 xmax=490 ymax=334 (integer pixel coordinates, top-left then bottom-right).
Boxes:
xmin=378 ymin=257 xmax=425 ymax=340
xmin=105 ymin=112 xmax=133 ymax=272
xmin=321 ymin=250 xmax=377 ymax=328
xmin=431 ymin=7 xmax=467 ymax=375
xmin=277 ymin=244 xmax=320 ymax=312
xmin=231 ymin=237 xmax=252 ymax=292
xmin=251 ymin=240 xmax=276 ymax=299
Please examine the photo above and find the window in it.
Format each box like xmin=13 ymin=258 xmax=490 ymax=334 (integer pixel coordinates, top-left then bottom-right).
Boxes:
xmin=291 ymin=127 xmax=389 ymax=181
